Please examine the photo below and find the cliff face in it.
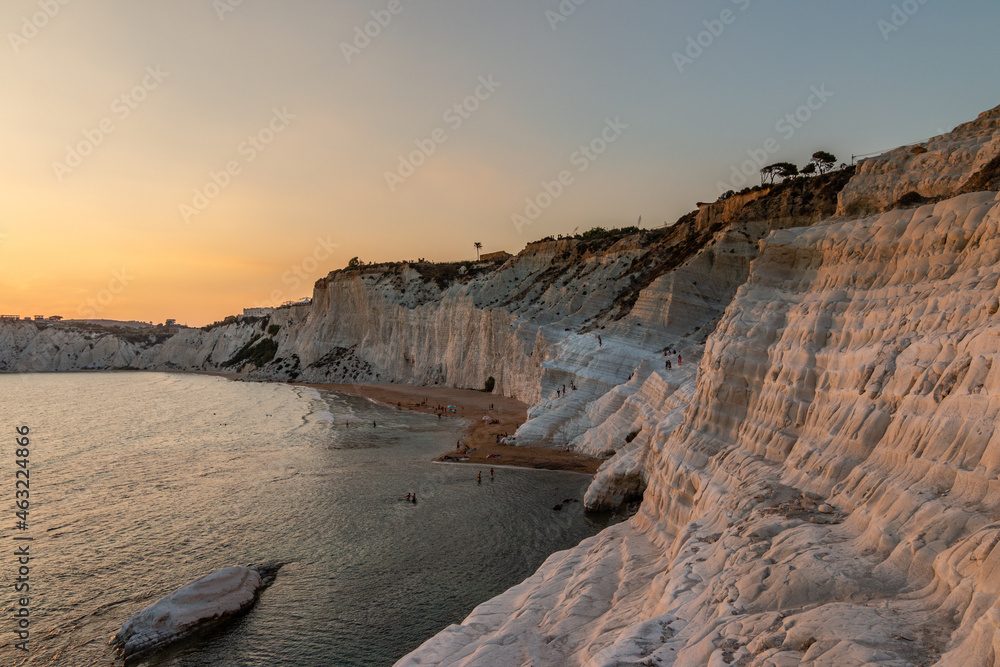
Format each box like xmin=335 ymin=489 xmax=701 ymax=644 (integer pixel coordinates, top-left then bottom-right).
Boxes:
xmin=838 ymin=105 xmax=1000 ymax=216
xmin=5 ymin=104 xmax=1000 ymax=667
xmin=394 ymin=105 xmax=1000 ymax=667
xmin=0 ymin=321 xmax=141 ymax=371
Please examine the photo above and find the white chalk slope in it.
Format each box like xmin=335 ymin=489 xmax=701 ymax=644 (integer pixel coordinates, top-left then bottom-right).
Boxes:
xmin=397 ymin=110 xmax=1000 ymax=665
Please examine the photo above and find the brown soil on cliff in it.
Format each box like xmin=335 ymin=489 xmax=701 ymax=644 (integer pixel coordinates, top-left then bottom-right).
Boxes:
xmin=591 ymin=167 xmax=857 ymax=323
xmin=958 ymin=155 xmax=1000 ymax=194
xmin=728 ymin=166 xmax=855 ymax=223
xmin=310 ymin=383 xmax=602 ymax=474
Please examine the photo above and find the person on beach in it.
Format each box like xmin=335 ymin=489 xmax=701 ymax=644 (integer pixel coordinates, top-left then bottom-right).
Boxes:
xmin=678 ymin=354 xmax=682 ymax=365
xmin=477 ymin=471 xmax=482 ymax=484
xmin=373 ymin=420 xmax=377 ymax=428
xmin=490 ymin=468 xmax=494 ymax=480
xmin=598 ymin=335 xmax=602 ymax=347
xmin=406 ymin=493 xmax=411 ymax=501
xmin=412 ymin=493 xmax=417 ymax=504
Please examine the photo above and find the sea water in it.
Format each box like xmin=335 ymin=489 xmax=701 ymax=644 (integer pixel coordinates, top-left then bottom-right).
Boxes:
xmin=0 ymin=372 xmax=608 ymax=666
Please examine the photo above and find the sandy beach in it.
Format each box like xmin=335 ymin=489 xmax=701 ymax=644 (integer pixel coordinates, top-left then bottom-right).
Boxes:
xmin=311 ymin=383 xmax=602 ymax=474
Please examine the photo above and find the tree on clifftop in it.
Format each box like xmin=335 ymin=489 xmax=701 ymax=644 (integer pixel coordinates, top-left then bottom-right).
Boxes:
xmin=762 ymin=162 xmax=799 ymax=184
xmin=812 ymin=151 xmax=837 ymax=174
xmin=474 ymin=242 xmax=483 ymax=260
xmin=761 ymin=164 xmax=779 ymax=185
xmin=775 ymin=162 xmax=799 ymax=180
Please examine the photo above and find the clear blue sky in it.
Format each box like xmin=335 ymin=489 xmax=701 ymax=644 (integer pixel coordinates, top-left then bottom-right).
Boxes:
xmin=2 ymin=0 xmax=998 ymax=323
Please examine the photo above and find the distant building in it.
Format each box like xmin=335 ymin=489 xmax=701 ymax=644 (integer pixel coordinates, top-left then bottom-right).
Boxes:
xmin=242 ymin=308 xmax=275 ymax=319
xmin=481 ymin=251 xmax=512 ymax=262
xmin=49 ymin=315 xmax=63 ymax=321
xmin=165 ymin=319 xmax=176 ymax=326
xmin=0 ymin=315 xmax=20 ymax=321
xmin=34 ymin=315 xmax=45 ymax=320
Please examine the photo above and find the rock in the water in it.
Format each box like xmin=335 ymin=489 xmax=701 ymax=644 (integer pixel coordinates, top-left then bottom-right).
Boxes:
xmin=110 ymin=565 xmax=277 ymax=662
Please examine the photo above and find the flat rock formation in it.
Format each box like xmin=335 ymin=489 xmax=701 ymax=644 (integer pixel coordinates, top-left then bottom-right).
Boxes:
xmin=110 ymin=565 xmax=276 ymax=663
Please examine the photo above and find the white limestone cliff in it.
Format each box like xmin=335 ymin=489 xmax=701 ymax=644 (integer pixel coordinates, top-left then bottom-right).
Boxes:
xmin=5 ymin=102 xmax=1000 ymax=667
xmin=397 ymin=106 xmax=1000 ymax=666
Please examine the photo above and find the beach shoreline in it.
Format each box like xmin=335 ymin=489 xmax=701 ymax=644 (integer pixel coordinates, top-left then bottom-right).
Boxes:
xmin=27 ymin=369 xmax=605 ymax=475
xmin=308 ymin=382 xmax=603 ymax=474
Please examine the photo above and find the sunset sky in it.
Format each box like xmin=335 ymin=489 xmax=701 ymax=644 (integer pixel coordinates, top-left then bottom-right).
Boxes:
xmin=2 ymin=0 xmax=998 ymax=326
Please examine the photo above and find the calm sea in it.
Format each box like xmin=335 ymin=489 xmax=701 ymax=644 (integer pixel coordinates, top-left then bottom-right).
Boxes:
xmin=0 ymin=372 xmax=608 ymax=666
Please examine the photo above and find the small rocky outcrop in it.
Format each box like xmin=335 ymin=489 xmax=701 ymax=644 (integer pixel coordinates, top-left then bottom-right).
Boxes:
xmin=110 ymin=564 xmax=281 ymax=663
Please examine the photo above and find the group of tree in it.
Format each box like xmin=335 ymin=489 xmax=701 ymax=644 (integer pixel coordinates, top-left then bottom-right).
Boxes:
xmin=761 ymin=151 xmax=838 ymax=185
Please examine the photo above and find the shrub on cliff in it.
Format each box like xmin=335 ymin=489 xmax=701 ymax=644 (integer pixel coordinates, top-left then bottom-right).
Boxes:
xmin=222 ymin=336 xmax=279 ymax=368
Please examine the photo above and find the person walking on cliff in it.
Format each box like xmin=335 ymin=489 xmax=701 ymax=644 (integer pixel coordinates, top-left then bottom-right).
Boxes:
xmin=598 ymin=335 xmax=602 ymax=347
xmin=678 ymin=354 xmax=682 ymax=365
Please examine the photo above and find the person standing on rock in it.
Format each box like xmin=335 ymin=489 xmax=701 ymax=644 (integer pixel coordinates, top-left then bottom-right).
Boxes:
xmin=678 ymin=354 xmax=682 ymax=365
xmin=598 ymin=335 xmax=602 ymax=347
